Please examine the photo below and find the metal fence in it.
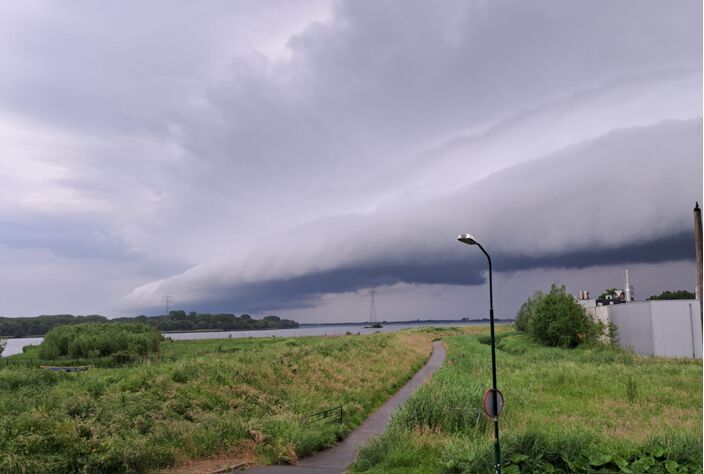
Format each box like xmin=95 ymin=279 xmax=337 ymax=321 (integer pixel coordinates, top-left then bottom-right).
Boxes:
xmin=609 ymin=300 xmax=702 ymax=359
xmin=302 ymin=405 xmax=343 ymax=425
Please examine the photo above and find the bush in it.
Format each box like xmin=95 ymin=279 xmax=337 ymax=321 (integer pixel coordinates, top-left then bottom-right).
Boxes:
xmin=514 ymin=291 xmax=542 ymax=333
xmin=525 ymin=284 xmax=601 ymax=348
xmin=39 ymin=323 xmax=159 ymax=359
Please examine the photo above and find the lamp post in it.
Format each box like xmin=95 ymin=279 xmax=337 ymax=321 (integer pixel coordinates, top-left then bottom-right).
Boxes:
xmin=457 ymin=233 xmax=501 ymax=474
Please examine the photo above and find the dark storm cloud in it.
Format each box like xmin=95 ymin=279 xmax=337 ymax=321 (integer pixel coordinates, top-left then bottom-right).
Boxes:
xmin=139 ymin=228 xmax=694 ymax=313
xmin=167 ymin=261 xmax=488 ymax=313
xmin=0 ymin=1 xmax=700 ymax=317
xmin=123 ymin=118 xmax=702 ymax=312
xmin=179 ymin=232 xmax=695 ymax=313
xmin=498 ymin=232 xmax=694 ymax=273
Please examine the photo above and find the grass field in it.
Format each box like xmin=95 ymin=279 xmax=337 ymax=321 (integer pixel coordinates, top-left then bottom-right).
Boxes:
xmin=0 ymin=327 xmax=479 ymax=473
xmin=351 ymin=333 xmax=702 ymax=473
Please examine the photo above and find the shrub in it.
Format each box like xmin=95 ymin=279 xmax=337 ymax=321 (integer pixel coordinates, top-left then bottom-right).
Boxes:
xmin=110 ymin=350 xmax=139 ymax=365
xmin=39 ymin=323 xmax=159 ymax=359
xmin=514 ymin=291 xmax=542 ymax=333
xmin=607 ymin=320 xmax=619 ymax=345
xmin=526 ymin=284 xmax=601 ymax=348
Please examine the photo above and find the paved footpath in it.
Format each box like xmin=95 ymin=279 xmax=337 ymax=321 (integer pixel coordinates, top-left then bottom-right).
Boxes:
xmin=246 ymin=340 xmax=446 ymax=474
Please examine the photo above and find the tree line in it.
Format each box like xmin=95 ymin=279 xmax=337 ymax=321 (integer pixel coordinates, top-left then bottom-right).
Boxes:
xmin=114 ymin=311 xmax=299 ymax=332
xmin=0 ymin=311 xmax=298 ymax=338
xmin=646 ymin=290 xmax=695 ymax=300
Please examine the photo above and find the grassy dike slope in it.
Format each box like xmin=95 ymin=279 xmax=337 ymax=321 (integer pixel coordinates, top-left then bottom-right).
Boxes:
xmin=351 ymin=334 xmax=702 ymax=473
xmin=0 ymin=327 xmax=480 ymax=473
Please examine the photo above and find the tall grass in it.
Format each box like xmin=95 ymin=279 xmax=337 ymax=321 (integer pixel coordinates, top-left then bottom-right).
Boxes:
xmin=393 ymin=372 xmax=485 ymax=434
xmin=352 ymin=333 xmax=702 ymax=473
xmin=0 ymin=327 xmax=481 ymax=472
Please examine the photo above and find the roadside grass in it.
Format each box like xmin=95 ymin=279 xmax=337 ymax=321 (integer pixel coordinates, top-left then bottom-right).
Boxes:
xmin=351 ymin=333 xmax=702 ymax=473
xmin=0 ymin=327 xmax=481 ymax=473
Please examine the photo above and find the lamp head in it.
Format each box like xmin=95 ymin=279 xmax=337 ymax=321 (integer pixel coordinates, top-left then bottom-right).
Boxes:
xmin=457 ymin=233 xmax=478 ymax=245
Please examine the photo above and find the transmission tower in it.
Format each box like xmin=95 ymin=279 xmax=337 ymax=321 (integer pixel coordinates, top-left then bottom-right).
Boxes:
xmin=163 ymin=295 xmax=173 ymax=315
xmin=369 ymin=288 xmax=377 ymax=324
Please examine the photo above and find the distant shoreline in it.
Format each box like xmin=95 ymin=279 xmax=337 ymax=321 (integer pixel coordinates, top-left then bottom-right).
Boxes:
xmin=299 ymin=319 xmax=514 ymax=327
xmin=3 ymin=319 xmax=514 ymax=339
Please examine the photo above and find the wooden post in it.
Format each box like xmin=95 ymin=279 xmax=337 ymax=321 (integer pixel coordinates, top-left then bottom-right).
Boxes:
xmin=694 ymin=202 xmax=702 ymax=331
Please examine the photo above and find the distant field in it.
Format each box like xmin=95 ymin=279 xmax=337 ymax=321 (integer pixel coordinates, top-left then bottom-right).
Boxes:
xmin=0 ymin=327 xmax=482 ymax=473
xmin=351 ymin=333 xmax=702 ymax=473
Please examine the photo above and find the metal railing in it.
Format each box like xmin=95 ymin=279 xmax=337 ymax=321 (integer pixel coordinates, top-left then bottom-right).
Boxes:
xmin=302 ymin=405 xmax=343 ymax=425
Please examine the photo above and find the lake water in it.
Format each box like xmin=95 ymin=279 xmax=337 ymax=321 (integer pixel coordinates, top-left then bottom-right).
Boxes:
xmin=1 ymin=321 xmax=492 ymax=357
xmin=3 ymin=337 xmax=44 ymax=357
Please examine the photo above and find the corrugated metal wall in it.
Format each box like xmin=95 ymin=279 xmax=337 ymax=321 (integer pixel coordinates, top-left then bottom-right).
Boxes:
xmin=608 ymin=300 xmax=701 ymax=359
xmin=609 ymin=302 xmax=654 ymax=356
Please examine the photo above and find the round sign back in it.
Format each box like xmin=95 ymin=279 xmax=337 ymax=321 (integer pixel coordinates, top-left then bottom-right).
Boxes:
xmin=482 ymin=388 xmax=505 ymax=418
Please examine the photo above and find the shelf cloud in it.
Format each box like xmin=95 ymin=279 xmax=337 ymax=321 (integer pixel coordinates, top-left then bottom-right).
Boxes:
xmin=121 ymin=119 xmax=702 ymax=313
xmin=0 ymin=0 xmax=700 ymax=317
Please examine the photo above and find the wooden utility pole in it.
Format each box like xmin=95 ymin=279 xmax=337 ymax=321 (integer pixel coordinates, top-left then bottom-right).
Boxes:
xmin=694 ymin=202 xmax=702 ymax=330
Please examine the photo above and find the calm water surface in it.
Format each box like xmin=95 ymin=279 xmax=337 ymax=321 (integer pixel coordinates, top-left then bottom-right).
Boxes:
xmin=2 ymin=321 xmax=490 ymax=357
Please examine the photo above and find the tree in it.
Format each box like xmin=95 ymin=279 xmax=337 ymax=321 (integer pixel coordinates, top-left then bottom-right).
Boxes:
xmin=514 ymin=291 xmax=543 ymax=333
xmin=647 ymin=290 xmax=695 ymax=300
xmin=597 ymin=288 xmax=620 ymax=300
xmin=527 ymin=284 xmax=602 ymax=348
xmin=169 ymin=310 xmax=187 ymax=320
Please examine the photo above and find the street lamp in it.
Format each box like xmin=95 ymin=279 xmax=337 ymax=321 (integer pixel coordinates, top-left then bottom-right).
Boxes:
xmin=457 ymin=233 xmax=502 ymax=474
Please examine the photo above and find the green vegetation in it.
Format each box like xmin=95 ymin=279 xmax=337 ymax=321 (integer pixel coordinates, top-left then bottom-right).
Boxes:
xmin=597 ymin=288 xmax=621 ymax=300
xmin=514 ymin=290 xmax=542 ymax=333
xmin=0 ymin=327 xmax=478 ymax=473
xmin=115 ymin=311 xmax=298 ymax=332
xmin=38 ymin=323 xmax=159 ymax=360
xmin=0 ymin=314 xmax=108 ymax=338
xmin=0 ymin=312 xmax=297 ymax=338
xmin=351 ymin=334 xmax=702 ymax=473
xmin=516 ymin=284 xmax=602 ymax=347
xmin=647 ymin=290 xmax=696 ymax=301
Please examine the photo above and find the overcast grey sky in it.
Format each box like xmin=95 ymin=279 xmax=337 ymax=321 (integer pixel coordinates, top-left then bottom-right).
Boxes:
xmin=0 ymin=1 xmax=701 ymax=321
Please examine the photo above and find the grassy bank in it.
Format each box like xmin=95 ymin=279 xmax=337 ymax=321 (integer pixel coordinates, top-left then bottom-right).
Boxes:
xmin=0 ymin=327 xmax=478 ymax=473
xmin=351 ymin=333 xmax=702 ymax=473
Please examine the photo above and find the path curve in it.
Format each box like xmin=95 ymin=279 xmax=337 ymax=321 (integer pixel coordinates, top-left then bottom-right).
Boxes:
xmin=246 ymin=340 xmax=446 ymax=474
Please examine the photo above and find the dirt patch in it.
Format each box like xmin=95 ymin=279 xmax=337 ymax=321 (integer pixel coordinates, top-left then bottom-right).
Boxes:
xmin=162 ymin=441 xmax=262 ymax=473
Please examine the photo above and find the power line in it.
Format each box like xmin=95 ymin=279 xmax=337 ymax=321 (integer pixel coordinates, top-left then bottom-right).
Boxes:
xmin=162 ymin=295 xmax=173 ymax=315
